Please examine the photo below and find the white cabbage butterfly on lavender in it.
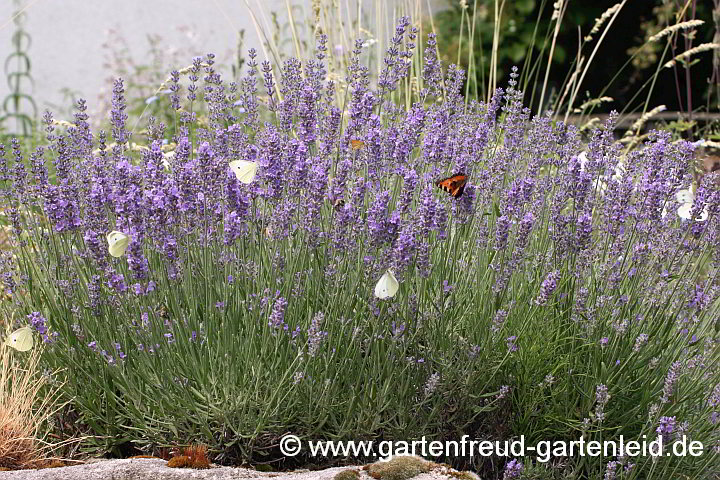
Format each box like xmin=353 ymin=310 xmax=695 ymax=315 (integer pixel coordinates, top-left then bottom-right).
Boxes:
xmin=229 ymin=160 xmax=258 ymax=184
xmin=3 ymin=326 xmax=33 ymax=352
xmin=107 ymin=231 xmax=131 ymax=257
xmin=676 ymin=188 xmax=709 ymax=222
xmin=374 ymin=270 xmax=399 ymax=299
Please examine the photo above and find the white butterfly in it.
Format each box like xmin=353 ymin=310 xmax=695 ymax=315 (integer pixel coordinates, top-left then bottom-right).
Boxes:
xmin=3 ymin=326 xmax=33 ymax=352
xmin=161 ymin=151 xmax=174 ymax=171
xmin=576 ymin=151 xmax=626 ymax=194
xmin=374 ymin=270 xmax=399 ymax=299
xmin=676 ymin=188 xmax=709 ymax=222
xmin=107 ymin=231 xmax=131 ymax=257
xmin=229 ymin=160 xmax=258 ymax=184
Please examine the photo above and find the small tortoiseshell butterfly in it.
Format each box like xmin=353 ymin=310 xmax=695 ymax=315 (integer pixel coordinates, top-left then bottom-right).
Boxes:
xmin=435 ymin=173 xmax=467 ymax=198
xmin=350 ymin=139 xmax=366 ymax=150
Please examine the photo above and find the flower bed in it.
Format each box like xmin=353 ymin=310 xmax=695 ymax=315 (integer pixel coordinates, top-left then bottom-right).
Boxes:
xmin=1 ymin=18 xmax=718 ymax=479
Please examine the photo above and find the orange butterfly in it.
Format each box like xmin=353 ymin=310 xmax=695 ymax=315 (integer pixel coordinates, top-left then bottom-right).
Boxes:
xmin=435 ymin=173 xmax=467 ymax=198
xmin=350 ymin=139 xmax=366 ymax=150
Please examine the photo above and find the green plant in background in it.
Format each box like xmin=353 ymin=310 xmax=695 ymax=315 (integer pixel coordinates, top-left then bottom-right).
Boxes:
xmin=430 ymin=0 xmax=719 ymax=135
xmin=712 ymin=0 xmax=720 ymax=112
xmin=432 ymin=0 xmax=540 ymax=103
xmin=663 ymin=0 xmax=713 ymax=123
xmin=1 ymin=0 xmax=37 ymax=137
xmin=623 ymin=0 xmax=719 ymax=140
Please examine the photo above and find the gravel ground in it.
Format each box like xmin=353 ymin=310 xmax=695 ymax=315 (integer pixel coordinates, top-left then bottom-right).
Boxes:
xmin=0 ymin=458 xmax=480 ymax=480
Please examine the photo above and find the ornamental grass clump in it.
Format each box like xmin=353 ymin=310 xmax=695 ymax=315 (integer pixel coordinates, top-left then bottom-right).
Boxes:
xmin=0 ymin=341 xmax=62 ymax=470
xmin=0 ymin=17 xmax=718 ymax=478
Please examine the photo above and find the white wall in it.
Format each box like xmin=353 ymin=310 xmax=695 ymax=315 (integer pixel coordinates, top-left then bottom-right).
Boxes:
xmin=0 ymin=0 xmax=281 ymax=122
xmin=0 ymin=0 xmax=443 ymax=127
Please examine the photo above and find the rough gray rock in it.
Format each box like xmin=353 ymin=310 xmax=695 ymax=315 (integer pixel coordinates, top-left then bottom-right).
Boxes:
xmin=0 ymin=459 xmax=347 ymax=480
xmin=0 ymin=458 xmax=477 ymax=480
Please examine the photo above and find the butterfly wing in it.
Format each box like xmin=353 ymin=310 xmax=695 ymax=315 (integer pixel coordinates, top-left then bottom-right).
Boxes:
xmin=350 ymin=140 xmax=366 ymax=150
xmin=677 ymin=202 xmax=709 ymax=222
xmin=4 ymin=326 xmax=33 ymax=352
xmin=374 ymin=270 xmax=399 ymax=299
xmin=452 ymin=182 xmax=466 ymax=198
xmin=677 ymin=203 xmax=692 ymax=220
xmin=107 ymin=231 xmax=131 ymax=258
xmin=229 ymin=160 xmax=258 ymax=184
xmin=676 ymin=189 xmax=694 ymax=205
xmin=435 ymin=174 xmax=468 ymax=198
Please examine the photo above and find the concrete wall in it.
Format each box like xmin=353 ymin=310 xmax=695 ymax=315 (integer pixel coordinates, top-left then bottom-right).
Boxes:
xmin=0 ymin=0 xmax=442 ymax=128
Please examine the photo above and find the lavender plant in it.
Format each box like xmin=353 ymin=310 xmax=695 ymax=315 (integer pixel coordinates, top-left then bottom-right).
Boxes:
xmin=0 ymin=18 xmax=718 ymax=478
